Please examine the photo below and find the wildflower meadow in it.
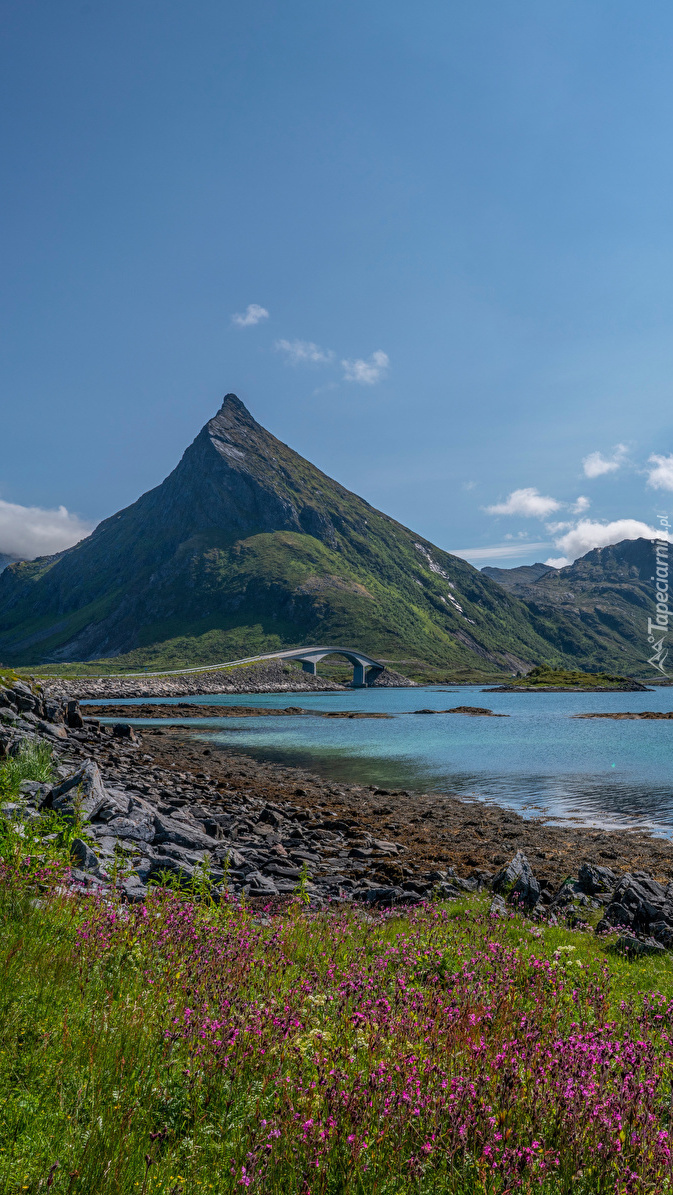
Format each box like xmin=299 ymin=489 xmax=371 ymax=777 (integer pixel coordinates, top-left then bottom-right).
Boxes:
xmin=2 ymin=749 xmax=673 ymax=1193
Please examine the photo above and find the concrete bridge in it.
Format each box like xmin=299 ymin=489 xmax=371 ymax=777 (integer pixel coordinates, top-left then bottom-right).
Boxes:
xmin=272 ymin=646 xmax=384 ymax=687
xmin=95 ymin=646 xmax=385 ymax=686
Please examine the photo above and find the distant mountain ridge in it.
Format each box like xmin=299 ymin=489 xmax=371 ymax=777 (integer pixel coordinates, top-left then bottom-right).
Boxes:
xmin=482 ymin=538 xmax=662 ymax=676
xmin=482 ymin=562 xmax=555 ymax=590
xmin=0 ymin=553 xmax=24 ymax=575
xmin=0 ymin=395 xmax=660 ymax=677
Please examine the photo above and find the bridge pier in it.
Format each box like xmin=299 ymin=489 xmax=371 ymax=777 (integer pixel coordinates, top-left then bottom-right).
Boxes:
xmin=287 ymin=647 xmax=385 ymax=687
xmin=352 ymin=662 xmax=366 ymax=687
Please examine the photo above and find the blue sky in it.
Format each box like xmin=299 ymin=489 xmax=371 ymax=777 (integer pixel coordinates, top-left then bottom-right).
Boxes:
xmin=2 ymin=0 xmax=673 ymax=568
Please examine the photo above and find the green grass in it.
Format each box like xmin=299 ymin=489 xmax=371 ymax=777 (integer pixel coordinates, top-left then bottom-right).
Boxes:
xmin=0 ymin=741 xmax=54 ymax=799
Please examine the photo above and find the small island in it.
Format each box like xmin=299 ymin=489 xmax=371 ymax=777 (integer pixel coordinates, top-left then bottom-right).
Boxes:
xmin=484 ymin=666 xmax=650 ymax=693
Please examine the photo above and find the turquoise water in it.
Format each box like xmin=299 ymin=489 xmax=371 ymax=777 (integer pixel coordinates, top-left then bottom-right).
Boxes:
xmin=89 ymin=685 xmax=673 ymax=832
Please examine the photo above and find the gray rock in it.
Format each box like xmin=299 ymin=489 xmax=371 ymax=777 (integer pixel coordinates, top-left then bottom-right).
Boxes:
xmin=604 ymin=875 xmax=667 ymax=934
xmin=602 ymin=900 xmax=635 ymax=929
xmin=371 ymin=839 xmax=399 ymax=853
xmin=435 ymin=882 xmax=463 ymax=900
xmin=264 ymin=863 xmax=301 ymax=879
xmin=243 ymin=872 xmax=279 ymax=896
xmin=491 ymin=852 xmax=541 ymax=910
xmin=361 ymin=886 xmax=404 ymax=907
xmin=489 ymin=895 xmax=508 ymax=916
xmin=37 ymin=721 xmax=68 ymax=740
xmin=69 ymin=867 xmax=105 ymax=889
xmin=18 ymin=780 xmax=51 ymax=806
xmin=615 ymin=934 xmax=666 ymax=958
xmin=577 ymin=862 xmax=617 ymax=894
xmin=257 ymin=808 xmax=284 ymax=829
xmin=152 ymin=810 xmax=219 ymax=852
xmin=112 ymin=723 xmax=137 ymax=739
xmin=104 ymin=816 xmax=155 ymax=843
xmin=121 ymin=877 xmax=148 ymax=903
xmin=156 ymin=843 xmax=212 ymax=867
xmin=66 ymin=701 xmax=84 ymax=729
xmin=45 ymin=759 xmax=108 ymax=821
xmin=217 ymin=847 xmax=246 ymax=869
xmin=649 ymin=918 xmax=673 ymax=947
xmin=70 ymin=837 xmax=100 ymax=872
xmin=147 ymin=855 xmax=198 ymax=886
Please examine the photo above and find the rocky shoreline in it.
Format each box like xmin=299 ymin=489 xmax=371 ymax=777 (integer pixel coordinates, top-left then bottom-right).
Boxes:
xmin=574 ymin=711 xmax=673 ymax=720
xmin=83 ymin=703 xmax=392 ymax=720
xmin=2 ymin=678 xmax=673 ymax=946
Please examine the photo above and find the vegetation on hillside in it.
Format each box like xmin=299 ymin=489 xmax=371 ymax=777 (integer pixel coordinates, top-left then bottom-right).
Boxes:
xmin=3 ymin=747 xmax=673 ymax=1191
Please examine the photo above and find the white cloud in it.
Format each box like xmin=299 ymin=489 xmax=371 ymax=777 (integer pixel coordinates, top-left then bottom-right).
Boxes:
xmin=545 ymin=521 xmax=572 ymax=534
xmin=547 ymin=517 xmax=671 ymax=567
xmin=544 ymin=556 xmax=570 ymax=568
xmin=231 ymin=303 xmax=269 ymax=328
xmin=485 ymin=487 xmax=561 ymax=518
xmin=449 ymin=542 xmax=551 ymax=563
xmin=582 ymin=444 xmax=627 ymax=478
xmin=275 ymin=339 xmax=334 ymax=365
xmin=647 ymin=453 xmax=673 ymax=491
xmin=0 ymin=500 xmax=94 ymax=560
xmin=571 ymin=495 xmax=590 ymax=514
xmin=342 ymin=350 xmax=389 ymax=385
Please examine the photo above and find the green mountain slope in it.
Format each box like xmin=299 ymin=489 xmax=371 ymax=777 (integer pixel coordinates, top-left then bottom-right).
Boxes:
xmin=0 ymin=395 xmax=655 ymax=676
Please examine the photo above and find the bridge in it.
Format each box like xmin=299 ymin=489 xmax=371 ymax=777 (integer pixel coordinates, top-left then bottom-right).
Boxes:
xmin=274 ymin=646 xmax=384 ymax=687
xmin=88 ymin=646 xmax=385 ymax=687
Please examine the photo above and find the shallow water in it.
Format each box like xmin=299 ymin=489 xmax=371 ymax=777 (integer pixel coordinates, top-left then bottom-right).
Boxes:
xmin=89 ymin=684 xmax=673 ymax=833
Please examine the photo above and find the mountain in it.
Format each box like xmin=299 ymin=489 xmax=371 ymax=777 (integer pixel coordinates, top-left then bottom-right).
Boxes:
xmin=482 ymin=562 xmax=555 ymax=590
xmin=0 ymin=554 xmax=23 ymax=575
xmin=481 ymin=539 xmax=662 ymax=676
xmin=0 ymin=395 xmax=656 ymax=677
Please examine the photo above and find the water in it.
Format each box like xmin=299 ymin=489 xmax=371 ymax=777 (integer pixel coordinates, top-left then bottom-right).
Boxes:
xmin=88 ymin=685 xmax=673 ymax=833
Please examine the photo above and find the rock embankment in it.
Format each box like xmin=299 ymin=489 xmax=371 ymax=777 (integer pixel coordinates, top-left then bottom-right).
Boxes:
xmin=43 ymin=661 xmax=416 ymax=701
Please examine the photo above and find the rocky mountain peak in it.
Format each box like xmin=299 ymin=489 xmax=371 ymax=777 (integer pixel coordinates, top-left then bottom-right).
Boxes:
xmin=0 ymin=394 xmax=652 ymax=674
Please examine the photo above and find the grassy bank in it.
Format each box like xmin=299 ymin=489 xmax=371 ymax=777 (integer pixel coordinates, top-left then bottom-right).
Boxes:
xmin=2 ymin=751 xmax=673 ymax=1193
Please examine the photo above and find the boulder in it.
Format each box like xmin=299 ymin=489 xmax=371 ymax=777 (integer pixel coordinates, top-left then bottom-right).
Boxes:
xmin=152 ymin=810 xmax=219 ymax=852
xmin=243 ymin=871 xmax=279 ymax=897
xmin=361 ymin=886 xmax=405 ymax=907
xmin=36 ymin=721 xmax=68 ymax=740
xmin=615 ymin=934 xmax=666 ymax=958
xmin=602 ymin=874 xmax=667 ymax=935
xmin=66 ymin=700 xmax=84 ymax=730
xmin=70 ymin=836 xmax=100 ymax=873
xmin=44 ymin=760 xmax=108 ymax=821
xmin=104 ymin=815 xmax=155 ymax=844
xmin=120 ymin=876 xmax=148 ymax=903
xmin=112 ymin=723 xmax=137 ymax=740
xmin=491 ymin=852 xmax=541 ymax=910
xmin=578 ymin=862 xmax=617 ymax=894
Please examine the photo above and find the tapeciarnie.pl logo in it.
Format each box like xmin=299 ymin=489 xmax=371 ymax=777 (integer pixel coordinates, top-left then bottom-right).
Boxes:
xmin=648 ymin=515 xmax=670 ymax=676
